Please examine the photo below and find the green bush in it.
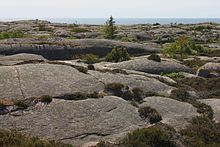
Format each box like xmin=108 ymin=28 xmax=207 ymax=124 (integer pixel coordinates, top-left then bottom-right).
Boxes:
xmin=80 ymin=54 xmax=99 ymax=64
xmin=163 ymin=36 xmax=205 ymax=60
xmin=191 ymin=25 xmax=213 ymax=31
xmin=120 ymin=126 xmax=175 ymax=147
xmin=106 ymin=48 xmax=130 ymax=63
xmin=105 ymin=83 xmax=124 ymax=97
xmin=40 ymin=95 xmax=53 ymax=104
xmin=14 ymin=101 xmax=29 ymax=110
xmin=0 ymin=129 xmax=72 ymax=147
xmin=180 ymin=116 xmax=220 ymax=147
xmin=0 ymin=30 xmax=26 ymax=40
xmin=170 ymin=88 xmax=191 ymax=102
xmin=102 ymin=16 xmax=117 ymax=39
xmin=161 ymin=72 xmax=185 ymax=79
xmin=71 ymin=27 xmax=89 ymax=33
xmin=148 ymin=54 xmax=161 ymax=62
xmin=138 ymin=106 xmax=162 ymax=124
xmin=38 ymin=24 xmax=54 ymax=32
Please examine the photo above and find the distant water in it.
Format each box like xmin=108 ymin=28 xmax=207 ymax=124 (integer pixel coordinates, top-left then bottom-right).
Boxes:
xmin=1 ymin=18 xmax=220 ymax=25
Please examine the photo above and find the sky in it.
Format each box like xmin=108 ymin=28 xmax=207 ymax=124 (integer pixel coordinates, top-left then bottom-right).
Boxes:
xmin=0 ymin=0 xmax=219 ymax=18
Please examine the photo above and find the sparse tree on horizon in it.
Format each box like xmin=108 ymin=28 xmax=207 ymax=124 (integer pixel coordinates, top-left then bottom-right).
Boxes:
xmin=102 ymin=16 xmax=117 ymax=39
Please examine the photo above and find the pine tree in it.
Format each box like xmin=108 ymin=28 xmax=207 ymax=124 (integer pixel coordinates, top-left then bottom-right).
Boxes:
xmin=102 ymin=16 xmax=117 ymax=39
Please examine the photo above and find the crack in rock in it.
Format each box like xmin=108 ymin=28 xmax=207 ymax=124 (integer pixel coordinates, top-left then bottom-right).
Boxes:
xmin=14 ymin=66 xmax=25 ymax=99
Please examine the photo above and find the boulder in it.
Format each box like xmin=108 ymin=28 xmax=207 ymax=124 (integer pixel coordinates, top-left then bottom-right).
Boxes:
xmin=141 ymin=96 xmax=200 ymax=129
xmin=105 ymin=56 xmax=192 ymax=74
xmin=0 ymin=96 xmax=150 ymax=146
xmin=0 ymin=39 xmax=161 ymax=60
xmin=197 ymin=62 xmax=220 ymax=78
xmin=200 ymin=99 xmax=220 ymax=123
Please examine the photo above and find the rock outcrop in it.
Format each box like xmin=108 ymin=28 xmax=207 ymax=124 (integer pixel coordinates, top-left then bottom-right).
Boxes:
xmin=0 ymin=96 xmax=150 ymax=146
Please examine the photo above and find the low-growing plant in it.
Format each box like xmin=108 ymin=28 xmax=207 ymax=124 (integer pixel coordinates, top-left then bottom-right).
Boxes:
xmin=74 ymin=65 xmax=88 ymax=74
xmin=60 ymin=92 xmax=102 ymax=100
xmin=106 ymin=48 xmax=130 ymax=63
xmin=88 ymin=64 xmax=95 ymax=70
xmin=138 ymin=106 xmax=162 ymax=124
xmin=148 ymin=54 xmax=161 ymax=62
xmin=0 ymin=129 xmax=73 ymax=147
xmin=80 ymin=54 xmax=99 ymax=64
xmin=0 ymin=30 xmax=26 ymax=40
xmin=161 ymin=72 xmax=185 ymax=79
xmin=120 ymin=126 xmax=175 ymax=147
xmin=38 ymin=24 xmax=54 ymax=32
xmin=180 ymin=116 xmax=220 ymax=147
xmin=105 ymin=83 xmax=125 ymax=97
xmin=170 ymin=88 xmax=191 ymax=102
xmin=40 ymin=95 xmax=53 ymax=104
xmin=14 ymin=101 xmax=29 ymax=110
xmin=70 ymin=27 xmax=89 ymax=33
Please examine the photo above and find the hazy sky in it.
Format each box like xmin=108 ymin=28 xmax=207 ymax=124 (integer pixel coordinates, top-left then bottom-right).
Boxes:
xmin=0 ymin=0 xmax=219 ymax=18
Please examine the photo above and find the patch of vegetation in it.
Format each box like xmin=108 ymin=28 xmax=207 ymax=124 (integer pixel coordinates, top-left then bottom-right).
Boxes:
xmin=80 ymin=54 xmax=99 ymax=64
xmin=0 ymin=30 xmax=26 ymax=40
xmin=102 ymin=16 xmax=117 ymax=39
xmin=180 ymin=116 xmax=220 ymax=147
xmin=40 ymin=95 xmax=53 ymax=104
xmin=106 ymin=48 xmax=130 ymax=63
xmin=156 ymin=35 xmax=175 ymax=44
xmin=183 ymin=58 xmax=206 ymax=73
xmin=176 ymin=77 xmax=220 ymax=98
xmin=161 ymin=72 xmax=185 ymax=80
xmin=105 ymin=83 xmax=125 ymax=97
xmin=163 ymin=36 xmax=206 ymax=60
xmin=191 ymin=25 xmax=213 ymax=31
xmin=138 ymin=106 xmax=162 ymax=124
xmin=147 ymin=54 xmax=161 ymax=62
xmin=119 ymin=36 xmax=138 ymax=42
xmin=38 ymin=24 xmax=54 ymax=32
xmin=170 ymin=88 xmax=213 ymax=119
xmin=70 ymin=27 xmax=90 ymax=33
xmin=0 ymin=129 xmax=73 ymax=147
xmin=120 ymin=125 xmax=175 ymax=147
xmin=14 ymin=101 xmax=29 ymax=110
xmin=60 ymin=92 xmax=103 ymax=100
xmin=88 ymin=64 xmax=95 ymax=70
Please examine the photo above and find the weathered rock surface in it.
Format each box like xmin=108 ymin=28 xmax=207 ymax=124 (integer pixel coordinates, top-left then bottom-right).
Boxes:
xmin=141 ymin=96 xmax=200 ymax=129
xmin=88 ymin=70 xmax=174 ymax=97
xmin=0 ymin=53 xmax=46 ymax=65
xmin=104 ymin=56 xmax=192 ymax=74
xmin=0 ymin=39 xmax=160 ymax=60
xmin=0 ymin=96 xmax=150 ymax=146
xmin=200 ymin=99 xmax=220 ymax=123
xmin=0 ymin=64 xmax=103 ymax=100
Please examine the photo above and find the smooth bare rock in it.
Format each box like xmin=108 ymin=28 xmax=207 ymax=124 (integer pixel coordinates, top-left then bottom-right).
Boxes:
xmin=0 ymin=64 xmax=104 ymax=100
xmin=200 ymin=99 xmax=220 ymax=123
xmin=0 ymin=39 xmax=160 ymax=60
xmin=0 ymin=96 xmax=150 ymax=146
xmin=141 ymin=97 xmax=200 ymax=129
xmin=89 ymin=70 xmax=174 ymax=97
xmin=105 ymin=56 xmax=192 ymax=74
xmin=0 ymin=53 xmax=46 ymax=65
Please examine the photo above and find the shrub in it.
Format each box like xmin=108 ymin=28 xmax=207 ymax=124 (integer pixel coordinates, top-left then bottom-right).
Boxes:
xmin=132 ymin=88 xmax=144 ymax=102
xmin=70 ymin=27 xmax=89 ymax=33
xmin=88 ymin=64 xmax=95 ymax=70
xmin=170 ymin=88 xmax=191 ymax=102
xmin=120 ymin=126 xmax=175 ymax=147
xmin=106 ymin=48 xmax=130 ymax=63
xmin=191 ymin=25 xmax=213 ymax=31
xmin=0 ymin=30 xmax=26 ymax=40
xmin=60 ymin=92 xmax=102 ymax=100
xmin=40 ymin=95 xmax=53 ymax=104
xmin=80 ymin=54 xmax=99 ymax=64
xmin=180 ymin=116 xmax=220 ymax=147
xmin=102 ymin=16 xmax=117 ymax=39
xmin=74 ymin=65 xmax=88 ymax=74
xmin=163 ymin=36 xmax=205 ymax=60
xmin=0 ymin=129 xmax=73 ymax=147
xmin=105 ymin=83 xmax=124 ymax=97
xmin=14 ymin=101 xmax=29 ymax=110
xmin=38 ymin=24 xmax=54 ymax=32
xmin=161 ymin=72 xmax=185 ymax=79
xmin=138 ymin=106 xmax=162 ymax=124
xmin=147 ymin=54 xmax=161 ymax=62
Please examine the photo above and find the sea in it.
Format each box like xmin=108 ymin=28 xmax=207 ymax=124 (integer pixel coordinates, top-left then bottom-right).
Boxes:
xmin=1 ymin=18 xmax=220 ymax=25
